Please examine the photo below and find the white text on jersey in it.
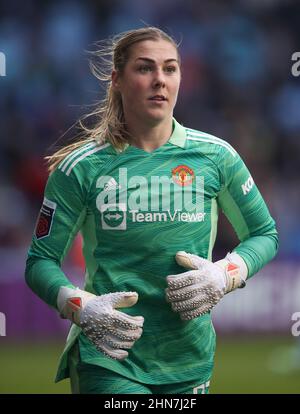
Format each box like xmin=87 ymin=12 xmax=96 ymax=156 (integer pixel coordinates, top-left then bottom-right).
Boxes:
xmin=242 ymin=176 xmax=254 ymax=195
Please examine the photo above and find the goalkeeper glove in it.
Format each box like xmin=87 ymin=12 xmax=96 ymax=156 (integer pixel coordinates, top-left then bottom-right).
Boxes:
xmin=57 ymin=287 xmax=144 ymax=360
xmin=165 ymin=251 xmax=247 ymax=320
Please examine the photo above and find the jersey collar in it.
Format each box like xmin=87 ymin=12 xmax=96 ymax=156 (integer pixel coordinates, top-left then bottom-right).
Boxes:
xmin=168 ymin=118 xmax=187 ymax=148
xmin=119 ymin=117 xmax=187 ymax=153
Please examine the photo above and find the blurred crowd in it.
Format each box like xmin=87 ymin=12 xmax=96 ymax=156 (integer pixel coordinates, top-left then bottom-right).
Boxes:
xmin=1 ymin=0 xmax=300 ymax=279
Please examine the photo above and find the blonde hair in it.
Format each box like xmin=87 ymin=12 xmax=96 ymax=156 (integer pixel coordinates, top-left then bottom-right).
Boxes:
xmin=46 ymin=27 xmax=180 ymax=172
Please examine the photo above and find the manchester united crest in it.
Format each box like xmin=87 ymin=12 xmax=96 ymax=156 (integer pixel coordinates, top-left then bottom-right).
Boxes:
xmin=172 ymin=165 xmax=195 ymax=187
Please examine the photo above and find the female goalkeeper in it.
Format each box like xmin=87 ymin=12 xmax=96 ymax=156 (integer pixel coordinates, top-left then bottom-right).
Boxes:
xmin=25 ymin=27 xmax=278 ymax=394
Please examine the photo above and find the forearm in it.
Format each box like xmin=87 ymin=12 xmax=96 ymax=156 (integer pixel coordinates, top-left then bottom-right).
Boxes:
xmin=25 ymin=255 xmax=75 ymax=309
xmin=233 ymin=231 xmax=279 ymax=278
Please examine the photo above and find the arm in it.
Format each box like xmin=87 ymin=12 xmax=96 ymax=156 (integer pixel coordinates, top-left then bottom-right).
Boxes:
xmin=216 ymin=148 xmax=279 ymax=277
xmin=165 ymin=146 xmax=279 ymax=320
xmin=25 ymin=167 xmax=87 ymax=309
xmin=25 ymin=165 xmax=144 ymax=359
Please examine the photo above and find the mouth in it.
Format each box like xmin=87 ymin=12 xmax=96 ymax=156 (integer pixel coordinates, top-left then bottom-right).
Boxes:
xmin=148 ymin=95 xmax=167 ymax=101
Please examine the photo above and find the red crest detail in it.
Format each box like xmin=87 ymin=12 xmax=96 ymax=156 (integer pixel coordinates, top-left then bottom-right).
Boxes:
xmin=172 ymin=165 xmax=195 ymax=187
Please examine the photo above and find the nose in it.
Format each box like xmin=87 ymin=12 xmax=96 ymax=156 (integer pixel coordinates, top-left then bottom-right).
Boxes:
xmin=152 ymin=68 xmax=166 ymax=89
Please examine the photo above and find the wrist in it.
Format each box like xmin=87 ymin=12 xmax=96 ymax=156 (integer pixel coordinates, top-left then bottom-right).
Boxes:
xmin=57 ymin=286 xmax=95 ymax=324
xmin=215 ymin=253 xmax=247 ymax=293
xmin=226 ymin=252 xmax=248 ymax=282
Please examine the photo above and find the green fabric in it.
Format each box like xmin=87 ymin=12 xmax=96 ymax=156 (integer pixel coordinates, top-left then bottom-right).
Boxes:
xmin=68 ymin=342 xmax=210 ymax=394
xmin=75 ymin=365 xmax=211 ymax=394
xmin=25 ymin=257 xmax=75 ymax=309
xmin=25 ymin=118 xmax=278 ymax=386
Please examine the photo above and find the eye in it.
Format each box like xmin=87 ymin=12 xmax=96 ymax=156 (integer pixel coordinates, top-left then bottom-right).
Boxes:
xmin=138 ymin=65 xmax=153 ymax=73
xmin=164 ymin=66 xmax=177 ymax=73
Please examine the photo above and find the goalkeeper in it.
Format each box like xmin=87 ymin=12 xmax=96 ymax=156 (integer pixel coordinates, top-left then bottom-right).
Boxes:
xmin=25 ymin=27 xmax=278 ymax=394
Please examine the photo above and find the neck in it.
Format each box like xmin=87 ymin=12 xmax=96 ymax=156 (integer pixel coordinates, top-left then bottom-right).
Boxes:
xmin=126 ymin=116 xmax=173 ymax=152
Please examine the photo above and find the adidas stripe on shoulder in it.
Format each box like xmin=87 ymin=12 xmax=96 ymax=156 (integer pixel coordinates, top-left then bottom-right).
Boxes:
xmin=186 ymin=128 xmax=237 ymax=157
xmin=58 ymin=142 xmax=110 ymax=176
xmin=58 ymin=142 xmax=96 ymax=172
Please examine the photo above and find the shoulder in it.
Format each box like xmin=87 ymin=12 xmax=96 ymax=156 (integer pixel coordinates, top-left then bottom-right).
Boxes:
xmin=56 ymin=140 xmax=113 ymax=178
xmin=184 ymin=126 xmax=238 ymax=160
xmin=47 ymin=141 xmax=113 ymax=195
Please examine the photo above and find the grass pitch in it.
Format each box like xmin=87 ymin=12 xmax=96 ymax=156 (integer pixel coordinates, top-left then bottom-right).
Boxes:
xmin=0 ymin=336 xmax=299 ymax=394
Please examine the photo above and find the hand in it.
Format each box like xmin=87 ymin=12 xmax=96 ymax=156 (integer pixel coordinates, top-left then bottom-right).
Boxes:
xmin=165 ymin=251 xmax=245 ymax=321
xmin=57 ymin=287 xmax=144 ymax=360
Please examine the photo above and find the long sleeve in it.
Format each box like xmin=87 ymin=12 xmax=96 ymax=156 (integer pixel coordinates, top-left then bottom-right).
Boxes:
xmin=25 ymin=166 xmax=88 ymax=309
xmin=216 ymin=149 xmax=279 ymax=277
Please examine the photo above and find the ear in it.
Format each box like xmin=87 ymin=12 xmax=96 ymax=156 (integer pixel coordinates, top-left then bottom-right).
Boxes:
xmin=112 ymin=69 xmax=121 ymax=89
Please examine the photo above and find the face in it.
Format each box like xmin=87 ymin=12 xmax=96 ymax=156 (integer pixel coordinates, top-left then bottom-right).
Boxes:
xmin=112 ymin=39 xmax=181 ymax=126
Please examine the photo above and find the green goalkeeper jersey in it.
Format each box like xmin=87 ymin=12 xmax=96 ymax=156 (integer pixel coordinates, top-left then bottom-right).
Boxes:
xmin=25 ymin=118 xmax=278 ymax=384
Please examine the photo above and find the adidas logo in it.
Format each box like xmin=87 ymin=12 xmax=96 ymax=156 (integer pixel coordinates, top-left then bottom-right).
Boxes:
xmin=103 ymin=178 xmax=121 ymax=191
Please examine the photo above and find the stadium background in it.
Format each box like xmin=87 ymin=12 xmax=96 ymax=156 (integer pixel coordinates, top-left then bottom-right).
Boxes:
xmin=1 ymin=0 xmax=300 ymax=393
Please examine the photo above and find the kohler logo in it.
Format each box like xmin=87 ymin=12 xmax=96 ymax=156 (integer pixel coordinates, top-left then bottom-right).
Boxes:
xmin=0 ymin=52 xmax=6 ymax=76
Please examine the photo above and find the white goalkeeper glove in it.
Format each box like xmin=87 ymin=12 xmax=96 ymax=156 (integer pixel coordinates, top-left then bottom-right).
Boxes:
xmin=57 ymin=287 xmax=144 ymax=360
xmin=165 ymin=251 xmax=247 ymax=321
